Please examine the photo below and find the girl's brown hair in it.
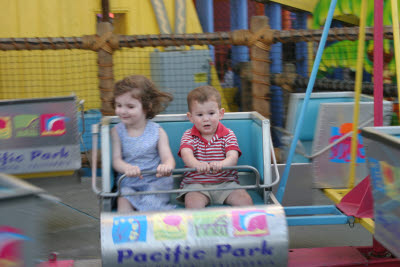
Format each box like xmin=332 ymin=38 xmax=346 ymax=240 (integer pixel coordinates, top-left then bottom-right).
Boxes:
xmin=113 ymin=75 xmax=173 ymax=119
xmin=187 ymin=85 xmax=221 ymax=111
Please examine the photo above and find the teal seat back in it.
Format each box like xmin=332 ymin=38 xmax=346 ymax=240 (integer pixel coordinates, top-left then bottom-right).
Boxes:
xmin=108 ymin=118 xmax=265 ymax=189
xmin=295 ymin=97 xmax=354 ymax=141
xmin=290 ymin=97 xmax=356 ymax=163
xmin=159 ymin=119 xmax=264 ymax=182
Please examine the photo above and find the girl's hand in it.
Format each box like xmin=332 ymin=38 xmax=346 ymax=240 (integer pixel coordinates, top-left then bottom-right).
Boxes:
xmin=195 ymin=162 xmax=210 ymax=174
xmin=156 ymin=164 xmax=173 ymax=178
xmin=125 ymin=165 xmax=142 ymax=179
xmin=209 ymin=161 xmax=223 ymax=173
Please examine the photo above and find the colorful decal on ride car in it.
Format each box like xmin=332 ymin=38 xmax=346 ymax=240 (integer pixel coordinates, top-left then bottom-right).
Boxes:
xmin=0 ymin=117 xmax=11 ymax=139
xmin=40 ymin=113 xmax=67 ymax=136
xmin=153 ymin=214 xmax=187 ymax=240
xmin=193 ymin=211 xmax=230 ymax=238
xmin=380 ymin=161 xmax=400 ymax=200
xmin=14 ymin=114 xmax=39 ymax=137
xmin=232 ymin=210 xmax=269 ymax=237
xmin=329 ymin=123 xmax=366 ymax=163
xmin=0 ymin=226 xmax=29 ymax=267
xmin=112 ymin=216 xmax=147 ymax=244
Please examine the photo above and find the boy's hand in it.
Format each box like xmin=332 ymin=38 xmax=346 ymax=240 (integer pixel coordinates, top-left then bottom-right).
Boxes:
xmin=195 ymin=162 xmax=210 ymax=174
xmin=209 ymin=161 xmax=223 ymax=173
xmin=125 ymin=165 xmax=142 ymax=179
xmin=156 ymin=164 xmax=173 ymax=178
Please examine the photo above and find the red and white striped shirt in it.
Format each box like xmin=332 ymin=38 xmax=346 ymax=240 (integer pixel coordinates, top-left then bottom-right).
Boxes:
xmin=178 ymin=123 xmax=242 ymax=185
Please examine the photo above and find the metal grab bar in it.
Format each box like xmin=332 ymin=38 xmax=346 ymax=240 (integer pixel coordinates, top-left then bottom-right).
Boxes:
xmin=95 ymin=165 xmax=260 ymax=198
xmin=91 ymin=124 xmax=101 ymax=195
xmin=259 ymin=136 xmax=280 ymax=189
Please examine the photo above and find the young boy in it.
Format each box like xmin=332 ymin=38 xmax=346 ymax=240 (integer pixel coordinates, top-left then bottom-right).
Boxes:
xmin=177 ymin=85 xmax=253 ymax=208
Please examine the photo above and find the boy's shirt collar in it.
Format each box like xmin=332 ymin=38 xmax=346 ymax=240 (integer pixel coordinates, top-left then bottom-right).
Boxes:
xmin=190 ymin=122 xmax=230 ymax=141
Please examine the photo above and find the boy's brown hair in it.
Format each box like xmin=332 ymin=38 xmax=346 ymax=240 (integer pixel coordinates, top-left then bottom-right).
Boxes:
xmin=113 ymin=75 xmax=173 ymax=119
xmin=187 ymin=85 xmax=222 ymax=111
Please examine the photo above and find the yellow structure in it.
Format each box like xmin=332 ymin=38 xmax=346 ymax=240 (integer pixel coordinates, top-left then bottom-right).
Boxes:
xmin=270 ymin=0 xmax=319 ymax=13
xmin=0 ymin=0 xmax=226 ymax=110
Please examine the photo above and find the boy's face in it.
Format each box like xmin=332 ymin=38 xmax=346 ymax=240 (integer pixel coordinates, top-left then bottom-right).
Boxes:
xmin=187 ymin=100 xmax=224 ymax=139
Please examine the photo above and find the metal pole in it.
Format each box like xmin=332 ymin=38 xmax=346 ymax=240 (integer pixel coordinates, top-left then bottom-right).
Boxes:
xmin=276 ymin=0 xmax=338 ymax=203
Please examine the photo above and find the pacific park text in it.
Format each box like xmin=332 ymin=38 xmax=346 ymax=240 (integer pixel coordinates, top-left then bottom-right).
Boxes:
xmin=117 ymin=240 xmax=273 ymax=264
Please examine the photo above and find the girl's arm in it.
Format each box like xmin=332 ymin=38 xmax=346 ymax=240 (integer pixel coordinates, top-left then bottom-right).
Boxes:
xmin=111 ymin=127 xmax=142 ymax=178
xmin=157 ymin=128 xmax=176 ymax=177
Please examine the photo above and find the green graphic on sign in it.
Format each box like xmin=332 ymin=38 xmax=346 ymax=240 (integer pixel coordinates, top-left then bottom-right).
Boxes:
xmin=14 ymin=115 xmax=39 ymax=137
xmin=193 ymin=212 xmax=230 ymax=238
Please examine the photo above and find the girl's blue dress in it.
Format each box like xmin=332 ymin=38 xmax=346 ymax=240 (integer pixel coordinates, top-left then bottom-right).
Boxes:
xmin=116 ymin=120 xmax=175 ymax=211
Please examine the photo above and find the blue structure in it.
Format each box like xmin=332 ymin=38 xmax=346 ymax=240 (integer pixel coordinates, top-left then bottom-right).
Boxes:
xmin=294 ymin=12 xmax=309 ymax=83
xmin=265 ymin=3 xmax=284 ymax=147
xmin=195 ymin=0 xmax=215 ymax=61
xmin=230 ymin=0 xmax=249 ymax=66
xmin=230 ymin=0 xmax=249 ymax=111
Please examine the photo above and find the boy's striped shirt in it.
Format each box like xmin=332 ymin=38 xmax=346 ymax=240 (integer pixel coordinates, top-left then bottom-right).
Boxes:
xmin=178 ymin=123 xmax=241 ymax=185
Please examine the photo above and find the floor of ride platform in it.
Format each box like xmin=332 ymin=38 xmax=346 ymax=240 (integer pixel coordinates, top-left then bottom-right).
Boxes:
xmin=29 ymin=174 xmax=373 ymax=265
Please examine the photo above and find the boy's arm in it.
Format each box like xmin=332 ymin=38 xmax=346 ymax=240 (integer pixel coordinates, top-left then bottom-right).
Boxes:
xmin=209 ymin=150 xmax=239 ymax=172
xmin=221 ymin=150 xmax=239 ymax=166
xmin=157 ymin=128 xmax=176 ymax=177
xmin=111 ymin=127 xmax=142 ymax=178
xmin=180 ymin=147 xmax=210 ymax=173
xmin=209 ymin=130 xmax=240 ymax=172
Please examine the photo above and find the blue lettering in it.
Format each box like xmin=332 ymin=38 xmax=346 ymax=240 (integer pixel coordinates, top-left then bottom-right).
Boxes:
xmin=117 ymin=249 xmax=132 ymax=263
xmin=30 ymin=147 xmax=69 ymax=161
xmin=31 ymin=150 xmax=42 ymax=160
xmin=16 ymin=155 xmax=24 ymax=163
xmin=233 ymin=248 xmax=245 ymax=257
xmin=117 ymin=246 xmax=206 ymax=264
xmin=261 ymin=240 xmax=273 ymax=255
xmin=134 ymin=253 xmax=147 ymax=263
xmin=216 ymin=244 xmax=231 ymax=258
xmin=193 ymin=250 xmax=205 ymax=260
xmin=42 ymin=152 xmax=51 ymax=160
xmin=150 ymin=252 xmax=162 ymax=262
xmin=173 ymin=245 xmax=182 ymax=263
xmin=0 ymin=152 xmax=24 ymax=166
xmin=165 ymin=247 xmax=171 ymax=261
xmin=217 ymin=241 xmax=273 ymax=258
xmin=58 ymin=147 xmax=69 ymax=158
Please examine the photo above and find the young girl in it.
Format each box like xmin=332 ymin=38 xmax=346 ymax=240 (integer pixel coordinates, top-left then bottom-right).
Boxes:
xmin=112 ymin=75 xmax=176 ymax=212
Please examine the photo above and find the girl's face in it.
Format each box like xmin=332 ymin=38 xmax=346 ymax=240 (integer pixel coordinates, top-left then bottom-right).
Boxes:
xmin=187 ymin=100 xmax=224 ymax=139
xmin=115 ymin=92 xmax=146 ymax=127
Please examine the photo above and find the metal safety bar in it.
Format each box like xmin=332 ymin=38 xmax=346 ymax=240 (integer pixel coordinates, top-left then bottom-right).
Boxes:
xmin=91 ymin=121 xmax=281 ymax=199
xmin=94 ymin=165 xmax=260 ymax=198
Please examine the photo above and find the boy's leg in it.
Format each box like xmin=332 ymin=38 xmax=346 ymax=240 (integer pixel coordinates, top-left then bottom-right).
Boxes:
xmin=117 ymin=197 xmax=135 ymax=212
xmin=185 ymin=192 xmax=209 ymax=209
xmin=224 ymin=189 xmax=253 ymax=206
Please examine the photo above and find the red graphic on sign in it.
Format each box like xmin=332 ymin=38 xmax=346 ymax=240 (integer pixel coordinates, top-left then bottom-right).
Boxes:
xmin=40 ymin=114 xmax=66 ymax=136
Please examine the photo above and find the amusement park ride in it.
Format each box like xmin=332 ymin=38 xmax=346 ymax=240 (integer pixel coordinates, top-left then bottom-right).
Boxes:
xmin=87 ymin=1 xmax=400 ymax=266
xmin=1 ymin=0 xmax=400 ymax=266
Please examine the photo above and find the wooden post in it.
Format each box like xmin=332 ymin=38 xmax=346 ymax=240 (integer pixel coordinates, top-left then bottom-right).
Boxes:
xmin=97 ymin=22 xmax=115 ymax=115
xmin=239 ymin=62 xmax=252 ymax=111
xmin=250 ymin=16 xmax=271 ymax=119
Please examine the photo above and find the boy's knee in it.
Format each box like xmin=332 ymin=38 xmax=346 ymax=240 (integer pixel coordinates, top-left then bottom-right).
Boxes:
xmin=185 ymin=192 xmax=209 ymax=209
xmin=226 ymin=190 xmax=253 ymax=206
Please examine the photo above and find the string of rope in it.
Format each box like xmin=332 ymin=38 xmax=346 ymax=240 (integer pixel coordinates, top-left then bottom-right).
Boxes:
xmin=252 ymin=94 xmax=271 ymax=100
xmin=92 ymin=31 xmax=114 ymax=53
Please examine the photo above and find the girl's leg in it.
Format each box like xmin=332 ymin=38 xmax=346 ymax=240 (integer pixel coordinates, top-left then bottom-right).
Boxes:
xmin=117 ymin=197 xmax=135 ymax=212
xmin=224 ymin=189 xmax=253 ymax=206
xmin=185 ymin=192 xmax=209 ymax=209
